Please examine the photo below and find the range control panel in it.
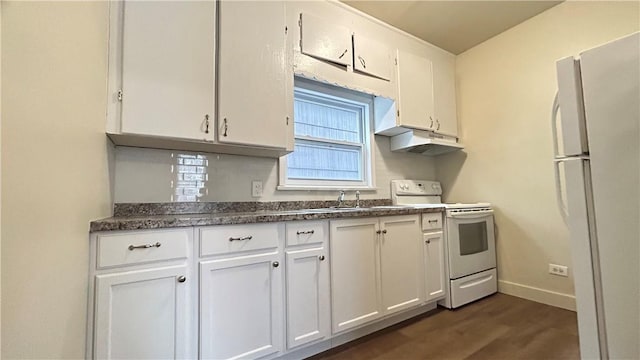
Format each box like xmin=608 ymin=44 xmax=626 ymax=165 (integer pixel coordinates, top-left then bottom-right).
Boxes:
xmin=391 ymin=180 xmax=442 ymax=196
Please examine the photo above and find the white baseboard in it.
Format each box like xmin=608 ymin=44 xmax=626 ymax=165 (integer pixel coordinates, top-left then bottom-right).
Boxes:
xmin=498 ymin=280 xmax=576 ymax=311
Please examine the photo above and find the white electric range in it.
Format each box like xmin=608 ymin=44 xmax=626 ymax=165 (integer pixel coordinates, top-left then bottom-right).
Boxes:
xmin=391 ymin=179 xmax=497 ymax=309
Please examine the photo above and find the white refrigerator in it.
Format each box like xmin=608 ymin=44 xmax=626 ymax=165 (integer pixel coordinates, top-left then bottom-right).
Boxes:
xmin=553 ymin=32 xmax=639 ymax=360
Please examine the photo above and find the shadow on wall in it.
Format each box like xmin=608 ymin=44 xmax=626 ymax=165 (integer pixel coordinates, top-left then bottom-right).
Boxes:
xmin=435 ymin=150 xmax=467 ymax=201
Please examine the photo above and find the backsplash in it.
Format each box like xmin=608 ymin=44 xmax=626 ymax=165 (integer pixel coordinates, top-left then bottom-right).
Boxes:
xmin=113 ymin=135 xmax=437 ymax=203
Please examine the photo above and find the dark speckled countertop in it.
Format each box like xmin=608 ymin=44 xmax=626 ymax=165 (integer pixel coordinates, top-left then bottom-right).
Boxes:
xmin=90 ymin=200 xmax=445 ymax=232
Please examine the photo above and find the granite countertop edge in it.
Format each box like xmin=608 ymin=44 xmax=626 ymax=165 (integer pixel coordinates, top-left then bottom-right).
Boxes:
xmin=90 ymin=206 xmax=445 ymax=233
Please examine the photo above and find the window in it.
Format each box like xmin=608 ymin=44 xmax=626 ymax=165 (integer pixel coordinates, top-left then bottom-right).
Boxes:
xmin=279 ymin=78 xmax=374 ymax=190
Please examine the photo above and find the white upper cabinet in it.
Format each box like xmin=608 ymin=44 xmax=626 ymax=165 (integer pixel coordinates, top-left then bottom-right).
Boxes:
xmin=300 ymin=13 xmax=352 ymax=67
xmin=375 ymin=49 xmax=458 ymax=138
xmin=395 ymin=49 xmax=435 ymax=132
xmin=107 ymin=0 xmax=292 ymax=158
xmin=119 ymin=1 xmax=215 ymax=141
xmin=353 ymin=34 xmax=393 ymax=81
xmin=218 ymin=1 xmax=292 ymax=149
xmin=432 ymin=59 xmax=459 ymax=137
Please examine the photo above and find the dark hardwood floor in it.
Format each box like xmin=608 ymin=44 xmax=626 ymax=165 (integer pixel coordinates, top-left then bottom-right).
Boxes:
xmin=311 ymin=293 xmax=580 ymax=360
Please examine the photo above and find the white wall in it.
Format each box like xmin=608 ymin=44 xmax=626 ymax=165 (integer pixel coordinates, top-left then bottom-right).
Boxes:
xmin=437 ymin=0 xmax=640 ymax=310
xmin=114 ymin=135 xmax=437 ymax=202
xmin=1 ymin=2 xmax=112 ymax=358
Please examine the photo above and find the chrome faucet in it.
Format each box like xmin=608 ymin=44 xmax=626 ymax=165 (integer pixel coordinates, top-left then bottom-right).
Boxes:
xmin=355 ymin=190 xmax=361 ymax=208
xmin=336 ymin=190 xmax=346 ymax=208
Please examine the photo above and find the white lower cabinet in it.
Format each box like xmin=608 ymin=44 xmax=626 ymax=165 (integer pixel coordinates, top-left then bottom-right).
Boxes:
xmin=330 ymin=218 xmax=383 ymax=334
xmin=199 ymin=252 xmax=283 ymax=360
xmin=284 ymin=220 xmax=330 ymax=349
xmin=379 ymin=216 xmax=425 ymax=314
xmin=90 ymin=213 xmax=444 ymax=359
xmin=197 ymin=223 xmax=283 ymax=359
xmin=424 ymin=231 xmax=446 ymax=301
xmin=329 ymin=215 xmax=423 ymax=334
xmin=94 ymin=265 xmax=190 ymax=360
xmin=88 ymin=228 xmax=194 ymax=360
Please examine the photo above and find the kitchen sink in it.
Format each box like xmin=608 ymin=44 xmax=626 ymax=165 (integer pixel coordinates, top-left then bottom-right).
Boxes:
xmin=369 ymin=205 xmax=413 ymax=209
xmin=273 ymin=207 xmax=363 ymax=215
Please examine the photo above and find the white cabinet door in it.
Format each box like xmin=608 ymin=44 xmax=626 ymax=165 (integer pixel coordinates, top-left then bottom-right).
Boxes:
xmin=396 ymin=49 xmax=435 ymax=131
xmin=218 ymin=1 xmax=291 ymax=149
xmin=379 ymin=215 xmax=424 ymax=315
xmin=432 ymin=59 xmax=458 ymax=137
xmin=285 ymin=247 xmax=330 ymax=349
xmin=424 ymin=231 xmax=446 ymax=301
xmin=94 ymin=265 xmax=190 ymax=360
xmin=300 ymin=13 xmax=352 ymax=67
xmin=120 ymin=1 xmax=215 ymax=141
xmin=200 ymin=252 xmax=283 ymax=360
xmin=353 ymin=34 xmax=393 ymax=81
xmin=330 ymin=218 xmax=382 ymax=334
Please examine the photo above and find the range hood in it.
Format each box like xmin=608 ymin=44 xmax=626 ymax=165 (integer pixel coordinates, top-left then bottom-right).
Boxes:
xmin=389 ymin=129 xmax=464 ymax=156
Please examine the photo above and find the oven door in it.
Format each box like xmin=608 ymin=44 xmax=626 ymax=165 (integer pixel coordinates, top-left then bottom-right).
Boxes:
xmin=446 ymin=210 xmax=496 ymax=279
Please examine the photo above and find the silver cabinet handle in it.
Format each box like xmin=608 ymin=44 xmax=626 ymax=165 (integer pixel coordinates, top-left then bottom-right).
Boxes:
xmin=319 ymin=255 xmax=325 ymax=261
xmin=382 ymin=229 xmax=387 ymax=234
xmin=428 ymin=220 xmax=438 ymax=224
xmin=429 ymin=116 xmax=434 ymax=128
xmin=338 ymin=49 xmax=348 ymax=59
xmin=204 ymin=114 xmax=210 ymax=134
xmin=296 ymin=230 xmax=315 ymax=235
xmin=425 ymin=239 xmax=431 ymax=244
xmin=128 ymin=242 xmax=161 ymax=251
xmin=223 ymin=118 xmax=228 ymax=137
xmin=358 ymin=55 xmax=366 ymax=68
xmin=273 ymin=261 xmax=280 ymax=268
xmin=436 ymin=119 xmax=440 ymax=130
xmin=229 ymin=236 xmax=253 ymax=242
xmin=177 ymin=276 xmax=186 ymax=283
xmin=377 ymin=229 xmax=388 ymax=234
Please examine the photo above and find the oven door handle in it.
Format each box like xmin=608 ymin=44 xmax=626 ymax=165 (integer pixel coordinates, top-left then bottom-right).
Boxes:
xmin=448 ymin=209 xmax=494 ymax=218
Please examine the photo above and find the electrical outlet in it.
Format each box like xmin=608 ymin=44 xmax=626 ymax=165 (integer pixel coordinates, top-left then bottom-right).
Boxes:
xmin=251 ymin=180 xmax=263 ymax=198
xmin=549 ymin=264 xmax=569 ymax=277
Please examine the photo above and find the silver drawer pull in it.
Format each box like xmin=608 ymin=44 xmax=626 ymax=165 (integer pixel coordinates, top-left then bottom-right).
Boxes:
xmin=428 ymin=220 xmax=439 ymax=223
xmin=128 ymin=242 xmax=161 ymax=251
xmin=296 ymin=230 xmax=315 ymax=235
xmin=229 ymin=236 xmax=253 ymax=242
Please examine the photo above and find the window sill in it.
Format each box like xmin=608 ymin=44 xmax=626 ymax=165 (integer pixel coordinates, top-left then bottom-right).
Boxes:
xmin=277 ymin=184 xmax=377 ymax=191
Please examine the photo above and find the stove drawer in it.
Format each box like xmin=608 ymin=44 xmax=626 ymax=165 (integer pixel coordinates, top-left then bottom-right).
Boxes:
xmin=422 ymin=212 xmax=443 ymax=231
xmin=450 ymin=268 xmax=497 ymax=308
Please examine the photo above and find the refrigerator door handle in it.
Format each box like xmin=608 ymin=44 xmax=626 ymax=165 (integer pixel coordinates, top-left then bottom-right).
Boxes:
xmin=551 ymin=91 xmax=562 ymax=159
xmin=552 ymin=91 xmax=568 ymax=223
xmin=553 ymin=159 xmax=569 ymax=223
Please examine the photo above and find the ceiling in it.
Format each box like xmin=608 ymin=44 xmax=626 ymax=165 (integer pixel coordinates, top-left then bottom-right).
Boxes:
xmin=342 ymin=1 xmax=563 ymax=54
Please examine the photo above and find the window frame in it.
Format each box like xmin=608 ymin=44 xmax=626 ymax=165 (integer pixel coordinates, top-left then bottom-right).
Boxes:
xmin=278 ymin=79 xmax=376 ymax=191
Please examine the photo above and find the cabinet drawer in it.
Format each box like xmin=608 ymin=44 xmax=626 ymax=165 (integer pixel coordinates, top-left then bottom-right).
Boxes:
xmin=199 ymin=223 xmax=280 ymax=257
xmin=286 ymin=221 xmax=327 ymax=247
xmin=422 ymin=212 xmax=443 ymax=231
xmin=96 ymin=229 xmax=190 ymax=269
